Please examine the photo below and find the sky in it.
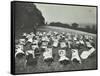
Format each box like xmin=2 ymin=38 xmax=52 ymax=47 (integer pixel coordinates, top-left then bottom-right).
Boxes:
xmin=35 ymin=3 xmax=96 ymax=25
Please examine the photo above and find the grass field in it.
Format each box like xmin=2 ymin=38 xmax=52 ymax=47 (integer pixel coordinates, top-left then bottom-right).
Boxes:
xmin=15 ymin=26 xmax=97 ymax=74
xmin=38 ymin=26 xmax=96 ymax=36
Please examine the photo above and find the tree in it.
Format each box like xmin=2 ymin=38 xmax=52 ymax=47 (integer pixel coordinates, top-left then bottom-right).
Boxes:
xmin=13 ymin=2 xmax=45 ymax=35
xmin=72 ymin=23 xmax=79 ymax=28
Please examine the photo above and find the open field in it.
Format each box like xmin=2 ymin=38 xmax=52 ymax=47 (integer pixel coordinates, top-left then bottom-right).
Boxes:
xmin=38 ymin=26 xmax=96 ymax=37
xmin=15 ymin=26 xmax=97 ymax=74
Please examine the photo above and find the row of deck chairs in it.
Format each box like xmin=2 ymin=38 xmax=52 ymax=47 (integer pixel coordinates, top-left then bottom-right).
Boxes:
xmin=15 ymin=31 xmax=96 ymax=66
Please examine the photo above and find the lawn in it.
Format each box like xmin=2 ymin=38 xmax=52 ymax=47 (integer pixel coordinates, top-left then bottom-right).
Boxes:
xmin=15 ymin=26 xmax=97 ymax=74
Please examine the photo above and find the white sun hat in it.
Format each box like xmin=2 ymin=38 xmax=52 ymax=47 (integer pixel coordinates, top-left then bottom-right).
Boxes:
xmin=58 ymin=49 xmax=69 ymax=61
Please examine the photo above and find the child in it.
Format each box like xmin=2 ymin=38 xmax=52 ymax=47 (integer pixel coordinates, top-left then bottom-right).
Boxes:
xmin=52 ymin=39 xmax=59 ymax=48
xmin=40 ymin=36 xmax=48 ymax=52
xmin=58 ymin=49 xmax=70 ymax=65
xmin=71 ymin=49 xmax=81 ymax=64
xmin=15 ymin=44 xmax=25 ymax=59
xmin=43 ymin=47 xmax=53 ymax=66
xmin=25 ymin=44 xmax=37 ymax=66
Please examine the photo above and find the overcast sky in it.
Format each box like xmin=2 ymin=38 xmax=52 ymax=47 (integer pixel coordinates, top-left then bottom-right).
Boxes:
xmin=35 ymin=3 xmax=96 ymax=25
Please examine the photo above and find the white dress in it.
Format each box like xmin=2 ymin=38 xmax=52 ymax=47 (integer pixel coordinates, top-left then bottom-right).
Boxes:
xmin=15 ymin=48 xmax=24 ymax=58
xmin=53 ymin=39 xmax=59 ymax=47
xmin=71 ymin=49 xmax=81 ymax=64
xmin=43 ymin=48 xmax=53 ymax=60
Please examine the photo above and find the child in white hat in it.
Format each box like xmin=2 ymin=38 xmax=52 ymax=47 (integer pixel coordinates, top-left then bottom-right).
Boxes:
xmin=58 ymin=49 xmax=70 ymax=65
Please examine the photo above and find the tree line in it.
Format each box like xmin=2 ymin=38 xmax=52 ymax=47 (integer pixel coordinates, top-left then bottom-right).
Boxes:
xmin=48 ymin=22 xmax=97 ymax=34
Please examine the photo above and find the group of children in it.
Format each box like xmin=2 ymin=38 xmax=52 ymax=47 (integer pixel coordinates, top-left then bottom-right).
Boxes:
xmin=15 ymin=31 xmax=96 ymax=66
